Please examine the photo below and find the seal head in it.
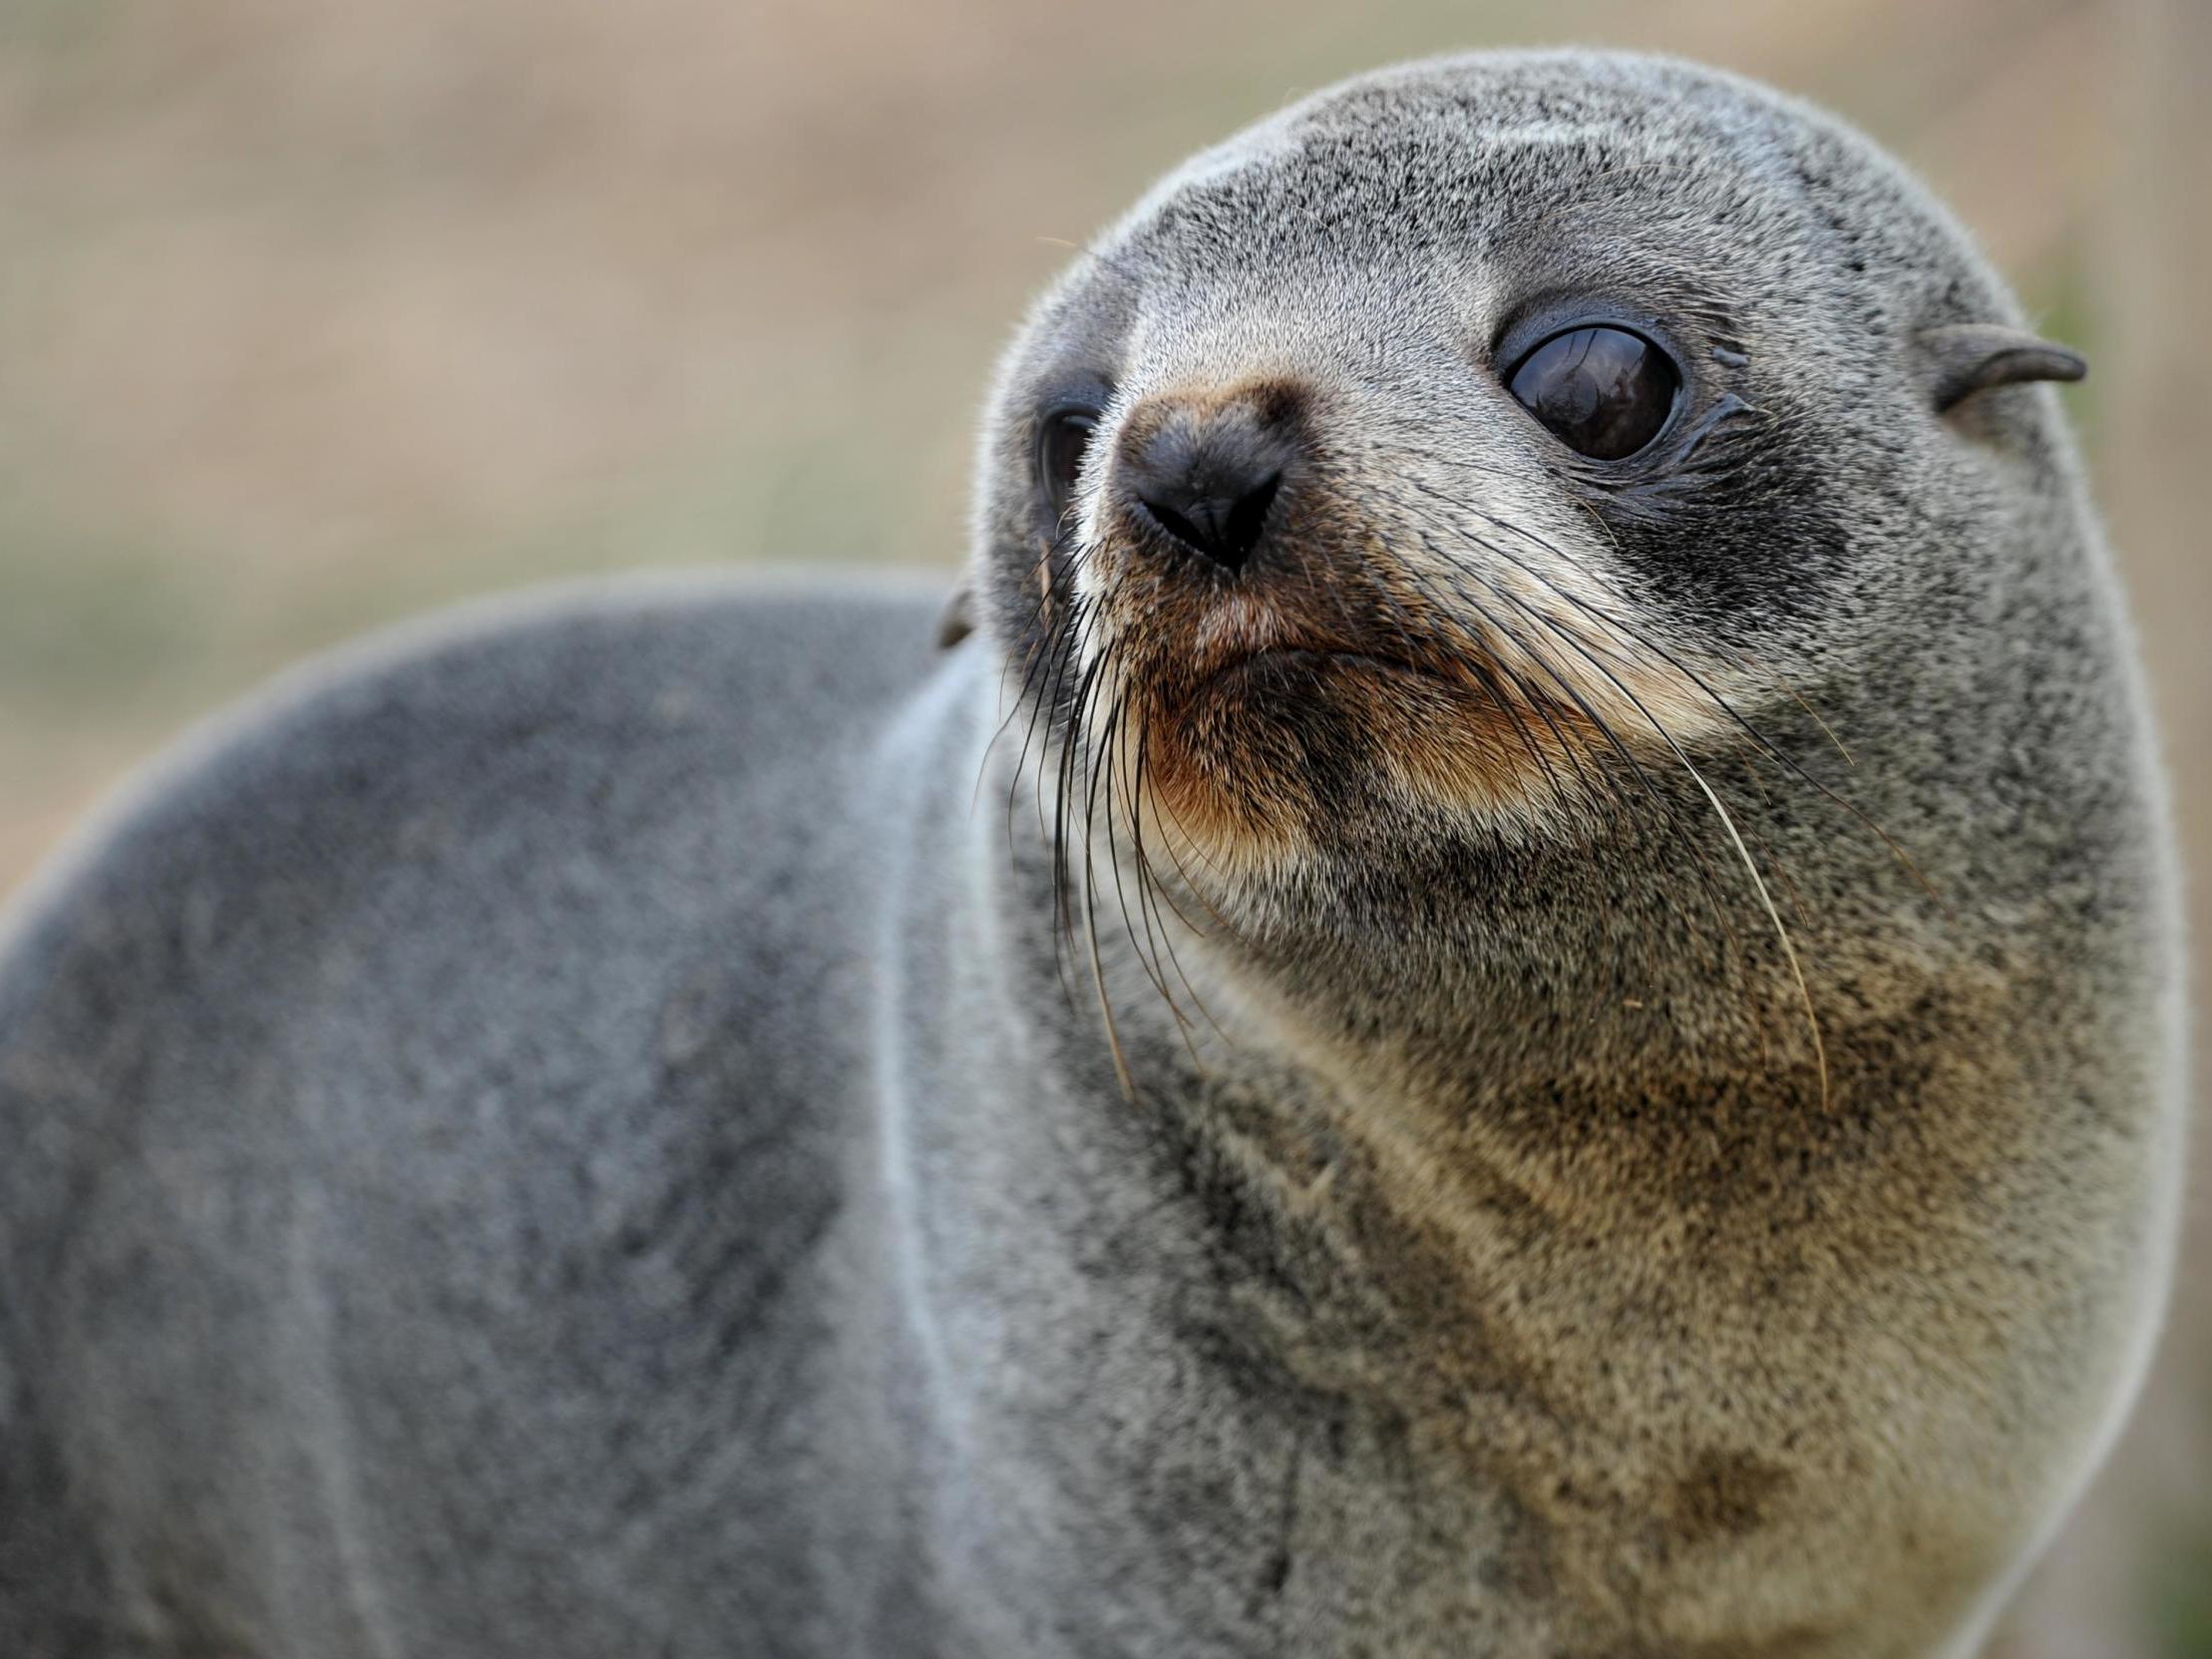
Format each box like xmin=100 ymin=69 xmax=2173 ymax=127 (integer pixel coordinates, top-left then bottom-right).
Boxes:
xmin=973 ymin=51 xmax=2090 ymax=946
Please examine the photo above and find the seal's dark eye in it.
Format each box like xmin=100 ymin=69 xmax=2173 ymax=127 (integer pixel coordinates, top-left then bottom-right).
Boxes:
xmin=1037 ymin=409 xmax=1098 ymax=523
xmin=1506 ymin=326 xmax=1679 ymax=460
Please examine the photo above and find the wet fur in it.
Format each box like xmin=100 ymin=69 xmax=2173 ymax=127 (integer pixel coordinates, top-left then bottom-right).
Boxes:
xmin=0 ymin=50 xmax=2185 ymax=1659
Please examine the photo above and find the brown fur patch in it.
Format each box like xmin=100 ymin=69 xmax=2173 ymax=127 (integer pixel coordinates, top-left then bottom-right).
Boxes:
xmin=1669 ymin=1450 xmax=1795 ymax=1543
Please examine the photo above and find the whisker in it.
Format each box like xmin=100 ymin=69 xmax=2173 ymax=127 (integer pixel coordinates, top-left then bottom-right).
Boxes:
xmin=1430 ymin=553 xmax=1758 ymax=981
xmin=1097 ymin=689 xmax=1193 ymax=1037
xmin=1463 ymin=552 xmax=1831 ymax=1107
xmin=1388 ymin=556 xmax=1600 ymax=821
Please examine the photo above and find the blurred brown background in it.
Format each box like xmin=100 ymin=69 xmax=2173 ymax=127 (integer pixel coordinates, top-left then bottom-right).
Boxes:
xmin=1 ymin=0 xmax=2204 ymax=1649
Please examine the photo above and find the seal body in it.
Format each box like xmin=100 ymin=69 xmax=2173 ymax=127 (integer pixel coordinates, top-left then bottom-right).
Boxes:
xmin=0 ymin=51 xmax=2184 ymax=1659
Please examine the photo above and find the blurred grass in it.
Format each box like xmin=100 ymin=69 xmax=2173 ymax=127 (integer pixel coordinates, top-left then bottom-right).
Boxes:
xmin=0 ymin=491 xmax=201 ymax=712
xmin=2154 ymin=1528 xmax=2212 ymax=1659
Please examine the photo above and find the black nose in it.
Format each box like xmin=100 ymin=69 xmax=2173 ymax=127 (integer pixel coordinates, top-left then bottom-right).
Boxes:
xmin=1124 ymin=401 xmax=1293 ymax=573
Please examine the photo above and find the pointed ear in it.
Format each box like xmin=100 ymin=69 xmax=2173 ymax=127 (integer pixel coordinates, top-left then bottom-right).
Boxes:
xmin=935 ymin=582 xmax=976 ymax=650
xmin=1918 ymin=323 xmax=2086 ymax=414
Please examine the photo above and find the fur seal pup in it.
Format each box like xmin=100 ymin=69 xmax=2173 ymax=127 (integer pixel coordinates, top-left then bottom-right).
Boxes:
xmin=0 ymin=48 xmax=2184 ymax=1659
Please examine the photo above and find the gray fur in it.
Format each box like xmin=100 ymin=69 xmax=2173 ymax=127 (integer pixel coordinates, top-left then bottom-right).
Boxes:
xmin=0 ymin=51 xmax=2184 ymax=1657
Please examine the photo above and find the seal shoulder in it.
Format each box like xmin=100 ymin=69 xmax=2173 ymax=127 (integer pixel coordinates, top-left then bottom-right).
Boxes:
xmin=0 ymin=569 xmax=947 ymax=1292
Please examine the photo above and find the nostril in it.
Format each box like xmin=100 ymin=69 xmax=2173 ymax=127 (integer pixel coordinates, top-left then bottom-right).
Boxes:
xmin=1138 ymin=470 xmax=1283 ymax=572
xmin=1138 ymin=496 xmax=1213 ymax=557
xmin=1224 ymin=471 xmax=1281 ymax=559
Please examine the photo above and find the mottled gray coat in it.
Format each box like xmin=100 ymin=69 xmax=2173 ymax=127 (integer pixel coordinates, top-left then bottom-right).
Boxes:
xmin=0 ymin=51 xmax=2185 ymax=1659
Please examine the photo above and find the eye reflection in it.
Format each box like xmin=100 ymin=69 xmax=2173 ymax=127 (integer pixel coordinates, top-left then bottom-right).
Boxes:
xmin=1506 ymin=326 xmax=1679 ymax=460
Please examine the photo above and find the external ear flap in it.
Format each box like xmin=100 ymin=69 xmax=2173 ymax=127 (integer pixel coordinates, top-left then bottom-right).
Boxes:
xmin=935 ymin=582 xmax=975 ymax=650
xmin=1918 ymin=323 xmax=2086 ymax=413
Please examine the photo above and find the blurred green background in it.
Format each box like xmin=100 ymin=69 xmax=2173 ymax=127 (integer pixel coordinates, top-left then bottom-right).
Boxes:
xmin=2 ymin=0 xmax=2205 ymax=1649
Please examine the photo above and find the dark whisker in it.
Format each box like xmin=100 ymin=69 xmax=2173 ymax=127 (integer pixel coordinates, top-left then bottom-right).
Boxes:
xmin=1392 ymin=463 xmax=1938 ymax=903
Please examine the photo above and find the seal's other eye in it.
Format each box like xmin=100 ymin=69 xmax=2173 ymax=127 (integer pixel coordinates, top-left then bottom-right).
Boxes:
xmin=1506 ymin=326 xmax=1679 ymax=460
xmin=1037 ymin=409 xmax=1098 ymax=523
